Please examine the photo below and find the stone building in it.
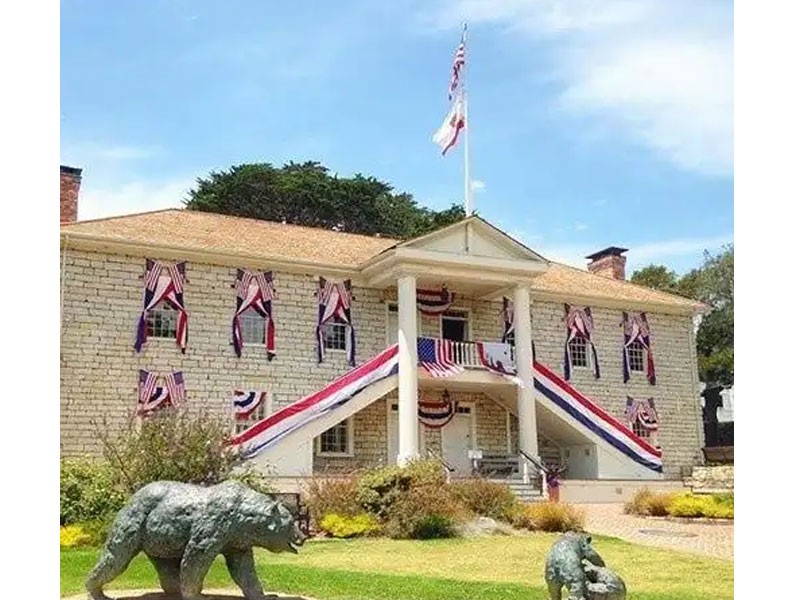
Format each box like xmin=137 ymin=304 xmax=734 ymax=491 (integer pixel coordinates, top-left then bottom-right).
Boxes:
xmin=60 ymin=166 xmax=706 ymax=496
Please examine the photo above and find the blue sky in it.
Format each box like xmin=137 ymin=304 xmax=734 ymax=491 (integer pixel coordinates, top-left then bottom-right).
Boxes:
xmin=60 ymin=0 xmax=732 ymax=275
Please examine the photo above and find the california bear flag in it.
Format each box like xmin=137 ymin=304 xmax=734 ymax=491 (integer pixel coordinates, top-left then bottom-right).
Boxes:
xmin=432 ymin=96 xmax=465 ymax=155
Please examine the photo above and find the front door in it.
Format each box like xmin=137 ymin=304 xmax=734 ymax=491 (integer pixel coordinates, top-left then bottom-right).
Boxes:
xmin=441 ymin=405 xmax=474 ymax=475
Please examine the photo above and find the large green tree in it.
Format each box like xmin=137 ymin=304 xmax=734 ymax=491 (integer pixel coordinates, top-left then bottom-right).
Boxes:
xmin=631 ymin=245 xmax=733 ymax=386
xmin=183 ymin=161 xmax=465 ymax=239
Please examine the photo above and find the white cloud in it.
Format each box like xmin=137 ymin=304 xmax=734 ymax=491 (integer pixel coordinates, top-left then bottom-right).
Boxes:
xmin=77 ymin=177 xmax=194 ymax=221
xmin=61 ymin=142 xmax=160 ymax=165
xmin=471 ymin=179 xmax=486 ymax=192
xmin=423 ymin=0 xmax=732 ymax=176
xmin=574 ymin=222 xmax=588 ymax=231
xmin=516 ymin=232 xmax=732 ymax=271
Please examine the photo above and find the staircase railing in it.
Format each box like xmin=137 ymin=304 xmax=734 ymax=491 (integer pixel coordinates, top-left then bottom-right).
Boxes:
xmin=519 ymin=449 xmax=545 ymax=491
xmin=427 ymin=450 xmax=456 ymax=483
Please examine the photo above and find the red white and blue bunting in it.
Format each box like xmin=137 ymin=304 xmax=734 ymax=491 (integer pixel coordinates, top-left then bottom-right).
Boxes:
xmin=477 ymin=341 xmax=523 ymax=386
xmin=563 ymin=304 xmax=600 ymax=381
xmin=418 ymin=392 xmax=457 ymax=428
xmin=622 ymin=312 xmax=656 ymax=385
xmin=533 ymin=361 xmax=662 ymax=473
xmin=233 ymin=390 xmax=268 ymax=420
xmin=626 ymin=396 xmax=659 ymax=432
xmin=138 ymin=370 xmax=185 ymax=415
xmin=316 ymin=277 xmax=356 ymax=366
xmin=230 ymin=345 xmax=399 ymax=458
xmin=134 ymin=259 xmax=188 ymax=353
xmin=232 ymin=270 xmax=277 ymax=360
xmin=416 ymin=287 xmax=456 ymax=316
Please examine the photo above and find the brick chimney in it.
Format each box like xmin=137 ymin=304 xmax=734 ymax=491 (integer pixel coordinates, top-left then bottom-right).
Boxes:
xmin=586 ymin=246 xmax=628 ymax=280
xmin=60 ymin=165 xmax=82 ymax=223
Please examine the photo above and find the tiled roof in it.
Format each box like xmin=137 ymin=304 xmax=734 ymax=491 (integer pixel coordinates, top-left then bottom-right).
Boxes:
xmin=532 ymin=263 xmax=703 ymax=311
xmin=60 ymin=209 xmax=397 ymax=268
xmin=61 ymin=209 xmax=704 ymax=311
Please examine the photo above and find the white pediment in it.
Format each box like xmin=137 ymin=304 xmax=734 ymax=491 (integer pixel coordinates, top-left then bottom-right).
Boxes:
xmin=399 ymin=217 xmax=548 ymax=264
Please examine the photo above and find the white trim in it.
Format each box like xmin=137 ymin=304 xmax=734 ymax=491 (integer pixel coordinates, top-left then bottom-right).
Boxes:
xmin=385 ymin=301 xmax=421 ymax=346
xmin=315 ymin=417 xmax=355 ymax=457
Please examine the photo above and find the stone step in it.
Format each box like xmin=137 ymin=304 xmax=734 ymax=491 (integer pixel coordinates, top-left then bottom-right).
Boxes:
xmin=488 ymin=478 xmax=544 ymax=504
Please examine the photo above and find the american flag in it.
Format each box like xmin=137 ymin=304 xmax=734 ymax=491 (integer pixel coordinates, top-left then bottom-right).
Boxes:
xmin=417 ymin=337 xmax=465 ymax=378
xmin=448 ymin=26 xmax=467 ymax=100
xmin=165 ymin=371 xmax=186 ymax=407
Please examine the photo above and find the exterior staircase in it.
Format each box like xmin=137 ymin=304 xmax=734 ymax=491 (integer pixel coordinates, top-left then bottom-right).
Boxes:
xmin=490 ymin=477 xmax=544 ymax=503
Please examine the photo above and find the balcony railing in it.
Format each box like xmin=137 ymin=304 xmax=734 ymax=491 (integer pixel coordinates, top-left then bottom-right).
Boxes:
xmin=418 ymin=337 xmax=515 ymax=369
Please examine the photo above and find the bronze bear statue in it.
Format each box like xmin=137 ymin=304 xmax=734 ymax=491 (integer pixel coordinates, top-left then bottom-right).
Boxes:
xmin=544 ymin=532 xmax=606 ymax=600
xmin=86 ymin=480 xmax=306 ymax=600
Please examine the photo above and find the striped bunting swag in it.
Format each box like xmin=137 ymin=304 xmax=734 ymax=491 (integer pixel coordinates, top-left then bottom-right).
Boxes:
xmin=417 ymin=337 xmax=464 ymax=378
xmin=418 ymin=393 xmax=457 ymax=429
xmin=416 ymin=287 xmax=456 ymax=316
xmin=233 ymin=390 xmax=268 ymax=420
xmin=626 ymin=396 xmax=659 ymax=432
xmin=622 ymin=312 xmax=656 ymax=385
xmin=533 ymin=361 xmax=662 ymax=473
xmin=138 ymin=370 xmax=185 ymax=415
xmin=232 ymin=270 xmax=277 ymax=360
xmin=134 ymin=259 xmax=188 ymax=353
xmin=563 ymin=304 xmax=600 ymax=381
xmin=230 ymin=345 xmax=399 ymax=459
xmin=316 ymin=277 xmax=356 ymax=366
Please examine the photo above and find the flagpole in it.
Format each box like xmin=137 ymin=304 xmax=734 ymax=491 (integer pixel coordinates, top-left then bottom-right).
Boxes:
xmin=461 ymin=22 xmax=471 ymax=216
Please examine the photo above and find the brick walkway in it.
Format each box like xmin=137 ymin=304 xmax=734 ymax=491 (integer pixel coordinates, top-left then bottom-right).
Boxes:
xmin=576 ymin=503 xmax=733 ymax=561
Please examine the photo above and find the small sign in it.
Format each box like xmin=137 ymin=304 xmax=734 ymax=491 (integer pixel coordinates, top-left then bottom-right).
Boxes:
xmin=467 ymin=449 xmax=483 ymax=460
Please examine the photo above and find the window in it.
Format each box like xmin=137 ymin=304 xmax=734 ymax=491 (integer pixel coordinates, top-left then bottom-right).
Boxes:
xmin=631 ymin=421 xmax=651 ymax=439
xmin=317 ymin=419 xmax=352 ymax=456
xmin=146 ymin=301 xmax=178 ymax=339
xmin=441 ymin=310 xmax=469 ymax=342
xmin=240 ymin=308 xmax=265 ymax=345
xmin=631 ymin=421 xmax=659 ymax=447
xmin=627 ymin=341 xmax=645 ymax=372
xmin=234 ymin=395 xmax=270 ymax=435
xmin=568 ymin=336 xmax=589 ymax=368
xmin=323 ymin=316 xmax=348 ymax=350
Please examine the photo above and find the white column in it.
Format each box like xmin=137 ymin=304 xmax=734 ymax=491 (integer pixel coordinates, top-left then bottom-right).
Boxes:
xmin=397 ymin=275 xmax=419 ymax=465
xmin=514 ymin=284 xmax=539 ymax=464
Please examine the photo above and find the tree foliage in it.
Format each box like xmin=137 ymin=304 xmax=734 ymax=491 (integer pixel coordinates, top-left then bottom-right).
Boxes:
xmin=184 ymin=161 xmax=465 ymax=239
xmin=631 ymin=245 xmax=733 ymax=386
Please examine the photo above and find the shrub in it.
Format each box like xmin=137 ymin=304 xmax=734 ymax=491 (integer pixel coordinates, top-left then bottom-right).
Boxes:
xmin=357 ymin=459 xmax=446 ymax=519
xmin=305 ymin=476 xmax=362 ymax=526
xmin=228 ymin=466 xmax=276 ymax=497
xmin=624 ymin=488 xmax=678 ymax=517
xmin=384 ymin=483 xmax=466 ymax=539
xmin=60 ymin=458 xmax=127 ymax=525
xmin=668 ymin=494 xmax=708 ymax=518
xmin=411 ymin=514 xmax=457 ymax=540
xmin=668 ymin=493 xmax=734 ymax=519
xmin=512 ymin=502 xmax=585 ymax=532
xmin=60 ymin=525 xmax=92 ymax=548
xmin=319 ymin=513 xmax=381 ymax=538
xmin=95 ymin=407 xmax=247 ymax=494
xmin=449 ymin=478 xmax=519 ymax=522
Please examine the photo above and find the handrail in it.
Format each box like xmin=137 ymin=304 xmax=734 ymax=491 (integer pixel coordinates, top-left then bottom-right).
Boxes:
xmin=427 ymin=450 xmax=456 ymax=473
xmin=519 ymin=448 xmax=544 ymax=472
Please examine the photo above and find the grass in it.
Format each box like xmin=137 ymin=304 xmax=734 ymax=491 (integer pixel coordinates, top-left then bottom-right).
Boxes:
xmin=61 ymin=535 xmax=733 ymax=600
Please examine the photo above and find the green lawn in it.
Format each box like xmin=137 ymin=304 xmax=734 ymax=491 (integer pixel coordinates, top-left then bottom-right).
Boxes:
xmin=62 ymin=534 xmax=733 ymax=600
